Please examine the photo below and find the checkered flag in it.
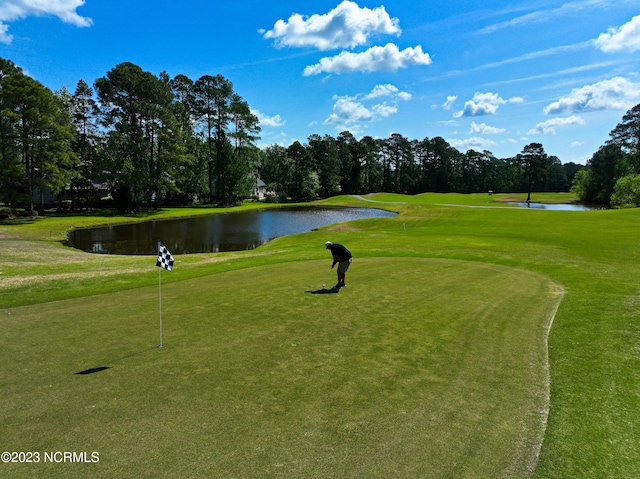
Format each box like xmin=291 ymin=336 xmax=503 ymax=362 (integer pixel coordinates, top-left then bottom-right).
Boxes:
xmin=156 ymin=242 xmax=174 ymax=271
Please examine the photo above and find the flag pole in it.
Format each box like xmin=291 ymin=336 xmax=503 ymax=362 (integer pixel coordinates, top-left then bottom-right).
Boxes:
xmin=156 ymin=241 xmax=173 ymax=348
xmin=158 ymin=241 xmax=163 ymax=348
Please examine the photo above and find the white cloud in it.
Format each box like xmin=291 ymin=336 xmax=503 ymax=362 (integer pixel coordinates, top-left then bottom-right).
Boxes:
xmin=252 ymin=109 xmax=286 ymax=128
xmin=470 ymin=121 xmax=506 ymax=134
xmin=528 ymin=115 xmax=585 ymax=135
xmin=448 ymin=137 xmax=497 ymax=153
xmin=262 ymin=0 xmax=400 ymax=51
xmin=454 ymin=92 xmax=523 ymax=118
xmin=543 ymin=77 xmax=640 ymax=114
xmin=0 ymin=0 xmax=92 ymax=44
xmin=595 ymin=14 xmax=640 ymax=52
xmin=372 ymin=103 xmax=398 ymax=117
xmin=364 ymin=83 xmax=400 ymax=100
xmin=303 ymin=43 xmax=431 ymax=75
xmin=0 ymin=23 xmax=10 ymax=43
xmin=324 ymin=83 xmax=410 ymax=130
xmin=327 ymin=96 xmax=374 ymax=124
xmin=442 ymin=95 xmax=457 ymax=110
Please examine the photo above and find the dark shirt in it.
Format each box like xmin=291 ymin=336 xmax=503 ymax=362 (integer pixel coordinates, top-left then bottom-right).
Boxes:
xmin=330 ymin=243 xmax=352 ymax=262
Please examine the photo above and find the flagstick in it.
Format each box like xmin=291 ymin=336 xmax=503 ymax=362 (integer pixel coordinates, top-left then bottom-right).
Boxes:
xmin=158 ymin=244 xmax=163 ymax=348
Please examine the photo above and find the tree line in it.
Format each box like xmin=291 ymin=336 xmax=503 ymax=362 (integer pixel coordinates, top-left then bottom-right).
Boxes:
xmin=6 ymin=57 xmax=638 ymax=215
xmin=571 ymin=104 xmax=640 ymax=207
xmin=260 ymin=134 xmax=582 ymax=202
xmin=0 ymin=58 xmax=261 ymax=215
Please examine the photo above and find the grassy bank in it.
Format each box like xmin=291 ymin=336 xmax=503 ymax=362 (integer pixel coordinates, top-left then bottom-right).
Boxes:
xmin=1 ymin=193 xmax=638 ymax=478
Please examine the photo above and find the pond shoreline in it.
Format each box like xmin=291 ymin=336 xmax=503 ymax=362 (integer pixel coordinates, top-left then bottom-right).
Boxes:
xmin=65 ymin=206 xmax=396 ymax=255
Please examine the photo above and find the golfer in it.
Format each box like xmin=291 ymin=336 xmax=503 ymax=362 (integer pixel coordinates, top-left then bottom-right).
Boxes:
xmin=325 ymin=241 xmax=352 ymax=289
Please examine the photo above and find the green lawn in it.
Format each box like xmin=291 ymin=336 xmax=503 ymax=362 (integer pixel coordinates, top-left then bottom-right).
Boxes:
xmin=1 ymin=193 xmax=639 ymax=478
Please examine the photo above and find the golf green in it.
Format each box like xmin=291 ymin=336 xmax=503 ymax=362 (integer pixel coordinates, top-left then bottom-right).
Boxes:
xmin=0 ymin=257 xmax=562 ymax=478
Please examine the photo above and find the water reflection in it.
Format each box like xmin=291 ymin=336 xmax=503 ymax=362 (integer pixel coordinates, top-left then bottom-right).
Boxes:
xmin=509 ymin=202 xmax=601 ymax=211
xmin=66 ymin=207 xmax=396 ymax=255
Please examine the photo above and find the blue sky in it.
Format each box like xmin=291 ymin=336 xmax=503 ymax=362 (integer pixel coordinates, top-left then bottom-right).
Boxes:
xmin=1 ymin=0 xmax=639 ymax=164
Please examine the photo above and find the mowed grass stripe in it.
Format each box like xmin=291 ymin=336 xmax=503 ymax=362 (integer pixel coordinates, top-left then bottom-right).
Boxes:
xmin=0 ymin=258 xmax=562 ymax=478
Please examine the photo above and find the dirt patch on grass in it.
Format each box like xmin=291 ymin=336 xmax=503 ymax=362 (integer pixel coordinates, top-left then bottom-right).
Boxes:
xmin=0 ymin=268 xmax=149 ymax=288
xmin=326 ymin=224 xmax=360 ymax=231
xmin=494 ymin=196 xmax=527 ymax=203
xmin=0 ymin=232 xmax=19 ymax=239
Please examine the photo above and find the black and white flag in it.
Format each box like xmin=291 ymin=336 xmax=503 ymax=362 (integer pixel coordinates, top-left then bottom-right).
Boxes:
xmin=156 ymin=242 xmax=174 ymax=271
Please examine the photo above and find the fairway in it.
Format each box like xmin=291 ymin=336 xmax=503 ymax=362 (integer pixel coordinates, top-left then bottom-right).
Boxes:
xmin=0 ymin=257 xmax=562 ymax=478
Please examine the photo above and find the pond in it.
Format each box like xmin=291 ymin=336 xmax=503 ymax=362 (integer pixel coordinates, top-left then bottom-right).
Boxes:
xmin=65 ymin=207 xmax=397 ymax=255
xmin=509 ymin=202 xmax=603 ymax=211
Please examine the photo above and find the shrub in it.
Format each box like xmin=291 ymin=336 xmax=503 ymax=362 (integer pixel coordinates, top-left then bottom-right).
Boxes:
xmin=610 ymin=174 xmax=640 ymax=208
xmin=0 ymin=207 xmax=13 ymax=219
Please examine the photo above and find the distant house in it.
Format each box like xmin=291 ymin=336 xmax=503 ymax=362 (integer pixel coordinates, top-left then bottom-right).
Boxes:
xmin=32 ymin=186 xmax=58 ymax=207
xmin=253 ymin=178 xmax=267 ymax=199
xmin=32 ymin=181 xmax=111 ymax=210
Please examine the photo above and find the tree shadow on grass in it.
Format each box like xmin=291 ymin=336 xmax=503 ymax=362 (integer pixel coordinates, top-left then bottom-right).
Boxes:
xmin=306 ymin=287 xmax=340 ymax=295
xmin=75 ymin=346 xmax=159 ymax=375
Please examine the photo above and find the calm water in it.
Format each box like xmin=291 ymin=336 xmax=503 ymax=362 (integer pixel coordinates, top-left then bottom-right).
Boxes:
xmin=66 ymin=207 xmax=396 ymax=255
xmin=509 ymin=202 xmax=602 ymax=211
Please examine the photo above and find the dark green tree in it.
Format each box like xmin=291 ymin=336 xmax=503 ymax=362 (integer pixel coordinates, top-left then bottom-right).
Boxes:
xmin=609 ymin=103 xmax=640 ymax=173
xmin=287 ymin=141 xmax=318 ymax=201
xmin=359 ymin=136 xmax=383 ymax=193
xmin=166 ymin=73 xmax=207 ymax=205
xmin=416 ymin=137 xmax=461 ymax=192
xmin=260 ymin=144 xmax=290 ymax=199
xmin=585 ymin=143 xmax=629 ymax=203
xmin=336 ymin=131 xmax=362 ymax=194
xmin=560 ymin=162 xmax=585 ymax=192
xmin=193 ymin=74 xmax=234 ymax=204
xmin=573 ymin=103 xmax=640 ymax=204
xmin=0 ymin=62 xmax=75 ymax=215
xmin=308 ymin=134 xmax=341 ymax=198
xmin=544 ymin=155 xmax=566 ymax=192
xmin=0 ymin=58 xmax=23 ymax=208
xmin=517 ymin=143 xmax=549 ymax=203
xmin=95 ymin=62 xmax=178 ymax=210
xmin=228 ymin=94 xmax=261 ymax=203
xmin=69 ymin=79 xmax=101 ymax=210
xmin=384 ymin=133 xmax=414 ymax=193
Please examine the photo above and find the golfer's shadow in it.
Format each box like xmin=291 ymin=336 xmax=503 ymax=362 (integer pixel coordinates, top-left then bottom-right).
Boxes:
xmin=75 ymin=346 xmax=159 ymax=375
xmin=306 ymin=287 xmax=340 ymax=294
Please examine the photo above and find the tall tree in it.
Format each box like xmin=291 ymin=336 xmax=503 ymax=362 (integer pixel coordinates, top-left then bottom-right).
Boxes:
xmin=422 ymin=137 xmax=461 ymax=192
xmin=517 ymin=143 xmax=549 ymax=203
xmin=573 ymin=103 xmax=640 ymax=204
xmin=336 ymin=131 xmax=361 ymax=194
xmin=95 ymin=62 xmax=177 ymax=210
xmin=260 ymin=144 xmax=290 ymax=199
xmin=0 ymin=58 xmax=23 ymax=207
xmin=0 ymin=63 xmax=75 ymax=215
xmin=193 ymin=74 xmax=234 ymax=204
xmin=385 ymin=133 xmax=414 ymax=193
xmin=544 ymin=155 xmax=565 ymax=192
xmin=308 ymin=134 xmax=341 ymax=198
xmin=586 ymin=143 xmax=628 ymax=203
xmin=69 ymin=79 xmax=101 ymax=210
xmin=287 ymin=141 xmax=318 ymax=201
xmin=359 ymin=136 xmax=383 ymax=193
xmin=228 ymin=94 xmax=261 ymax=204
xmin=166 ymin=73 xmax=208 ymax=205
xmin=608 ymin=103 xmax=640 ymax=173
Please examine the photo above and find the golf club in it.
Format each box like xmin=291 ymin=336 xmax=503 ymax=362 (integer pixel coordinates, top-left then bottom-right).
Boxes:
xmin=322 ymin=268 xmax=332 ymax=288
